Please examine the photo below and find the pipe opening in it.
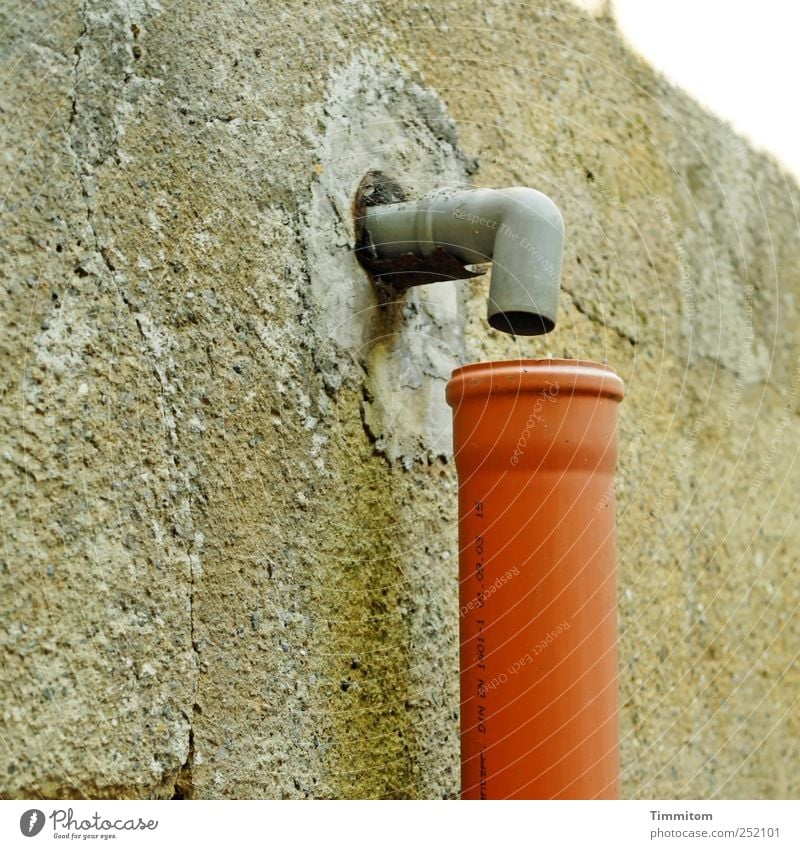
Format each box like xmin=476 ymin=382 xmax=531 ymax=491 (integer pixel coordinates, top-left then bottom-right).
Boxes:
xmin=488 ymin=311 xmax=554 ymax=336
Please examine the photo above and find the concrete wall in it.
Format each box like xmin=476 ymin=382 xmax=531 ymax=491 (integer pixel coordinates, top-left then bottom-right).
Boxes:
xmin=1 ymin=0 xmax=798 ymax=799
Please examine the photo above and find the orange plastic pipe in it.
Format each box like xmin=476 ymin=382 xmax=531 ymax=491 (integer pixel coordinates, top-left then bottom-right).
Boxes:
xmin=446 ymin=359 xmax=624 ymax=799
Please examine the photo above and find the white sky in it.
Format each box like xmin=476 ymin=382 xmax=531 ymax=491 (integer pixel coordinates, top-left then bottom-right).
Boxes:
xmin=579 ymin=0 xmax=800 ymax=179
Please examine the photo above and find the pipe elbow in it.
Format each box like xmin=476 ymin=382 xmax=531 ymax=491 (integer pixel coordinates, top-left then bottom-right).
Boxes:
xmin=493 ymin=187 xmax=565 ymax=251
xmin=486 ymin=187 xmax=565 ymax=336
xmin=358 ymin=180 xmax=565 ymax=336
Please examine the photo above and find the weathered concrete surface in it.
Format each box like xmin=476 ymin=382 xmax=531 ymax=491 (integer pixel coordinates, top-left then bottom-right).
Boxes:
xmin=1 ymin=0 xmax=798 ymax=799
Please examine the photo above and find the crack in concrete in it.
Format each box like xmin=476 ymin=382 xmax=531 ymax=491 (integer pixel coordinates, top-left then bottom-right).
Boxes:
xmin=562 ymin=282 xmax=638 ymax=347
xmin=172 ymin=726 xmax=195 ymax=799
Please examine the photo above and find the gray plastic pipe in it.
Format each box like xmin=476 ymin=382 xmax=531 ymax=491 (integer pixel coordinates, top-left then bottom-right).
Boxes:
xmin=361 ymin=186 xmax=565 ymax=336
